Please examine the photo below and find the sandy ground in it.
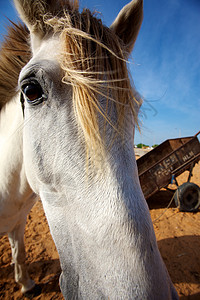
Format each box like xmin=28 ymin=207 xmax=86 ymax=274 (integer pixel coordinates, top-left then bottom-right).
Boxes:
xmin=0 ymin=162 xmax=200 ymax=300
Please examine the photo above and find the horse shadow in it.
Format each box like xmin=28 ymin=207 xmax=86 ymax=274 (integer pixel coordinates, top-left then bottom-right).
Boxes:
xmin=147 ymin=189 xmax=177 ymax=209
xmin=180 ymin=293 xmax=200 ymax=300
xmin=147 ymin=190 xmax=200 ymax=299
xmin=0 ymin=258 xmax=62 ymax=299
xmin=157 ymin=235 xmax=200 ymax=284
xmin=27 ymin=258 xmax=62 ymax=297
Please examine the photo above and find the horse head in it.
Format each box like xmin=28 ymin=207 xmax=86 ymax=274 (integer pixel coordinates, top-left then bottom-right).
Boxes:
xmin=13 ymin=0 xmax=178 ymax=299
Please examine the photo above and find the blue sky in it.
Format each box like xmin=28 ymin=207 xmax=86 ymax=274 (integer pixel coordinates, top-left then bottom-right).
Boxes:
xmin=0 ymin=0 xmax=200 ymax=145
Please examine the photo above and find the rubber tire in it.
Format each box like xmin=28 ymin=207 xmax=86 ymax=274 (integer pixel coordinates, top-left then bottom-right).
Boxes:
xmin=174 ymin=182 xmax=200 ymax=212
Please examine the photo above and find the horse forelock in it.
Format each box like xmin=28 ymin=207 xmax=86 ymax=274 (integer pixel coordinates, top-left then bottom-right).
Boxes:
xmin=44 ymin=8 xmax=141 ymax=164
xmin=0 ymin=22 xmax=31 ymax=111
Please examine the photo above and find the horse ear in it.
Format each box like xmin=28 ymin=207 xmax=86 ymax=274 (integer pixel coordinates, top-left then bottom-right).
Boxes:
xmin=13 ymin=0 xmax=78 ymax=51
xmin=13 ymin=0 xmax=78 ymax=34
xmin=13 ymin=0 xmax=46 ymax=34
xmin=110 ymin=0 xmax=143 ymax=55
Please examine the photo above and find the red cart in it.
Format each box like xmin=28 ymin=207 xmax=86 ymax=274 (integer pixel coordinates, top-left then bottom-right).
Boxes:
xmin=137 ymin=131 xmax=200 ymax=212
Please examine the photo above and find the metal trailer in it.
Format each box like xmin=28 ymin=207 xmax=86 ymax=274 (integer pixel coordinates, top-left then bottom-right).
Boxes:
xmin=136 ymin=131 xmax=200 ymax=212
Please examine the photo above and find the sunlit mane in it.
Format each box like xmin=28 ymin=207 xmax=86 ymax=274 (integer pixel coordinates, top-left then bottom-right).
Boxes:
xmin=0 ymin=22 xmax=30 ymax=111
xmin=45 ymin=3 xmax=141 ymax=162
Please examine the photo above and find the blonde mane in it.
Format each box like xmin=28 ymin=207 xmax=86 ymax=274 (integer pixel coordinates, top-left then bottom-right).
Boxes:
xmin=0 ymin=22 xmax=31 ymax=111
xmin=45 ymin=5 xmax=140 ymax=161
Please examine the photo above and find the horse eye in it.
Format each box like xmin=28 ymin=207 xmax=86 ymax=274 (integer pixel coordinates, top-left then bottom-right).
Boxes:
xmin=22 ymin=83 xmax=46 ymax=105
xmin=23 ymin=84 xmax=42 ymax=101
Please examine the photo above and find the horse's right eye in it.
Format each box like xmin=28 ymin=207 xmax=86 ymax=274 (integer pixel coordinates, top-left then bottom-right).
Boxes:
xmin=22 ymin=83 xmax=47 ymax=105
xmin=23 ymin=84 xmax=43 ymax=101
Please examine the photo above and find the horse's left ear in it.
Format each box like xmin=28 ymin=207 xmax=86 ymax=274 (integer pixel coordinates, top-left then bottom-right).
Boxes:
xmin=110 ymin=0 xmax=143 ymax=55
xmin=13 ymin=0 xmax=78 ymax=35
xmin=13 ymin=0 xmax=78 ymax=51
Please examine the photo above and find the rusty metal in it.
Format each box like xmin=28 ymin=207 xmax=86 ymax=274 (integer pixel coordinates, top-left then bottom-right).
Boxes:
xmin=137 ymin=131 xmax=200 ymax=199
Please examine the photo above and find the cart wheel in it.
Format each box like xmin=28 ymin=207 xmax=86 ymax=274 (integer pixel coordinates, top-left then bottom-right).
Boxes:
xmin=174 ymin=182 xmax=200 ymax=212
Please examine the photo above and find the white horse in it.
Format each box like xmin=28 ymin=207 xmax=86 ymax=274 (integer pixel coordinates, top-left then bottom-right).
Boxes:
xmin=0 ymin=0 xmax=179 ymax=298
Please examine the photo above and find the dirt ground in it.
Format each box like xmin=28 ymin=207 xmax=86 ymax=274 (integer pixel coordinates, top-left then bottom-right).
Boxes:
xmin=0 ymin=162 xmax=200 ymax=300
